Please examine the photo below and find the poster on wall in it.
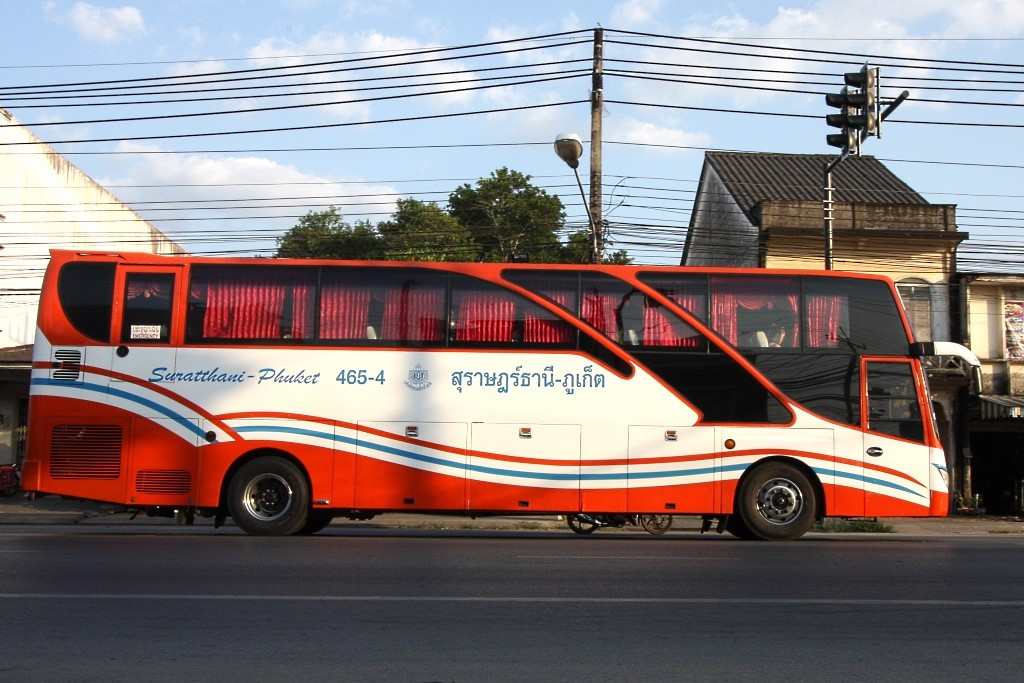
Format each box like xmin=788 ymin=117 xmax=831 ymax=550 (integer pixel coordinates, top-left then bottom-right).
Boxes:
xmin=1005 ymin=301 xmax=1024 ymax=359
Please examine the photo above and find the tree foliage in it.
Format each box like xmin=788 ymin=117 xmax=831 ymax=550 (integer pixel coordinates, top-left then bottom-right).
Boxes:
xmin=275 ymin=168 xmax=632 ymax=265
xmin=276 ymin=207 xmax=381 ymax=259
xmin=448 ymin=167 xmax=565 ymax=262
xmin=377 ymin=198 xmax=475 ymax=261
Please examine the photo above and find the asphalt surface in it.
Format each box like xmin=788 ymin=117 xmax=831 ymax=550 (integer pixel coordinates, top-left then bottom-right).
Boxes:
xmin=2 ymin=526 xmax=1024 ymax=682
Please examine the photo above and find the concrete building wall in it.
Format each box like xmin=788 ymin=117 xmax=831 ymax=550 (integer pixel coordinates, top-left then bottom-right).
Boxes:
xmin=683 ymin=164 xmax=758 ymax=267
xmin=965 ymin=280 xmax=1024 ymax=396
xmin=0 ymin=108 xmax=183 ymax=349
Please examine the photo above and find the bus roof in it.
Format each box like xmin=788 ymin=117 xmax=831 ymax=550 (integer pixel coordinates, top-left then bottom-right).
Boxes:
xmin=47 ymin=249 xmax=899 ymax=284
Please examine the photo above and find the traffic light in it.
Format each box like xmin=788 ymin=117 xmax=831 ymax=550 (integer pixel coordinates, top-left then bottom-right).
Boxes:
xmin=825 ymin=87 xmax=861 ymax=154
xmin=843 ymin=65 xmax=881 ymax=138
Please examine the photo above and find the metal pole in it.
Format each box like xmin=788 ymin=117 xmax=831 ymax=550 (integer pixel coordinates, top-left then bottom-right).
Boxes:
xmin=573 ymin=167 xmax=596 ymax=253
xmin=589 ymin=28 xmax=604 ymax=263
xmin=823 ymin=165 xmax=834 ymax=270
xmin=823 ymin=151 xmax=849 ymax=270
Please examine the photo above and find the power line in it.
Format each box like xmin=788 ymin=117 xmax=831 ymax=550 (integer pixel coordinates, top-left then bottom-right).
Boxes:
xmin=3 ymin=73 xmax=586 ymax=128
xmin=606 ymin=57 xmax=1024 ymax=85
xmin=607 ymin=28 xmax=1024 ymax=69
xmin=0 ymin=59 xmax=590 ymax=103
xmin=0 ymin=34 xmax=584 ymax=70
xmin=606 ymin=99 xmax=1024 ymax=128
xmin=0 ymin=30 xmax=590 ymax=91
xmin=0 ymin=100 xmax=588 ymax=146
xmin=606 ymin=38 xmax=1024 ymax=76
xmin=0 ymin=68 xmax=592 ymax=110
xmin=603 ymin=66 xmax=1024 ymax=93
xmin=607 ymin=71 xmax=1024 ymax=107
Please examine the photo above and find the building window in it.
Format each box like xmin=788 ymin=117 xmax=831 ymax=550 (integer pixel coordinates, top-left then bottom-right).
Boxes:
xmin=897 ymin=280 xmax=932 ymax=342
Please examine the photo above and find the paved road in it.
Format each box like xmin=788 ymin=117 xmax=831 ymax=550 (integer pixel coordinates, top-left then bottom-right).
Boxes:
xmin=2 ymin=526 xmax=1023 ymax=682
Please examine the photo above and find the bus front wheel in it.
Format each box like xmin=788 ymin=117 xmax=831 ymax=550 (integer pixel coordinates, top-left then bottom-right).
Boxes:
xmin=227 ymin=456 xmax=310 ymax=536
xmin=735 ymin=462 xmax=816 ymax=541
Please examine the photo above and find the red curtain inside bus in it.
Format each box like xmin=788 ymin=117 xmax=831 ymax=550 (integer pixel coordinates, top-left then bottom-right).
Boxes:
xmin=320 ymin=285 xmax=372 ymax=340
xmin=710 ymin=277 xmax=799 ymax=348
xmin=381 ymin=287 xmax=444 ymax=342
xmin=198 ymin=271 xmax=314 ymax=340
xmin=642 ymin=296 xmax=702 ymax=348
xmin=454 ymin=290 xmax=515 ymax=343
xmin=806 ymin=294 xmax=844 ymax=348
xmin=581 ymin=290 xmax=619 ymax=339
xmin=523 ymin=289 xmax=574 ymax=344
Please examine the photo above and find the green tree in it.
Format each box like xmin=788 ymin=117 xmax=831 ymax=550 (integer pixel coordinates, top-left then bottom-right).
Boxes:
xmin=448 ymin=167 xmax=565 ymax=262
xmin=378 ymin=198 xmax=477 ymax=261
xmin=276 ymin=207 xmax=382 ymax=259
xmin=560 ymin=229 xmax=633 ymax=264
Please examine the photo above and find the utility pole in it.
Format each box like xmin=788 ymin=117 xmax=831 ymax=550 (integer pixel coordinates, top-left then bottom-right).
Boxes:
xmin=589 ymin=27 xmax=604 ymax=263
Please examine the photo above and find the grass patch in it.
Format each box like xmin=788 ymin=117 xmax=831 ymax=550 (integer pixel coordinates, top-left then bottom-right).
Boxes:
xmin=816 ymin=518 xmax=894 ymax=533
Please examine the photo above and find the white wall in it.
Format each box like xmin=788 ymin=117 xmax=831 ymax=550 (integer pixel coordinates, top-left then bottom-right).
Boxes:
xmin=0 ymin=108 xmax=183 ymax=348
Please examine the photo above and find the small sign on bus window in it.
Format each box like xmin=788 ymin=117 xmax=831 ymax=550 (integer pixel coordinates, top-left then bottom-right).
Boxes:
xmin=130 ymin=324 xmax=163 ymax=340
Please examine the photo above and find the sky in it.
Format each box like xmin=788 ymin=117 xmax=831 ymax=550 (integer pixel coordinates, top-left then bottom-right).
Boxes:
xmin=2 ymin=0 xmax=1024 ymax=267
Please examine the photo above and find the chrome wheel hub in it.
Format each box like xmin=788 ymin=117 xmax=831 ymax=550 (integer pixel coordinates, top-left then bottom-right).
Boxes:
xmin=242 ymin=473 xmax=293 ymax=522
xmin=755 ymin=477 xmax=803 ymax=526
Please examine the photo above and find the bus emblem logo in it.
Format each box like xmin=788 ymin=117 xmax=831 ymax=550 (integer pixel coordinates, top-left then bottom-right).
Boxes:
xmin=405 ymin=365 xmax=431 ymax=391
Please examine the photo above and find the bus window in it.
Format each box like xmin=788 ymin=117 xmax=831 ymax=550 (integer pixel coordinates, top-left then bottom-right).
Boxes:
xmin=57 ymin=261 xmax=116 ymax=342
xmin=375 ymin=270 xmax=446 ymax=345
xmin=503 ymin=270 xmax=578 ymax=315
xmin=187 ymin=266 xmax=316 ymax=343
xmin=637 ymin=273 xmax=708 ymax=321
xmin=319 ymin=268 xmax=375 ymax=342
xmin=866 ymin=361 xmax=924 ymax=442
xmin=803 ymin=277 xmax=909 ymax=354
xmin=750 ymin=354 xmax=860 ymax=426
xmin=710 ymin=276 xmax=800 ymax=350
xmin=122 ymin=273 xmax=174 ymax=343
xmin=449 ymin=276 xmax=575 ymax=347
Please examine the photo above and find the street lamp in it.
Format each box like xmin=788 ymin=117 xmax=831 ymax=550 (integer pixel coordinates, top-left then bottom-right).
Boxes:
xmin=554 ymin=133 xmax=599 ymax=262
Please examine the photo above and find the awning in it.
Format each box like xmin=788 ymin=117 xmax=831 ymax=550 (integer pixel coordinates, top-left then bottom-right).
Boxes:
xmin=979 ymin=395 xmax=1024 ymax=420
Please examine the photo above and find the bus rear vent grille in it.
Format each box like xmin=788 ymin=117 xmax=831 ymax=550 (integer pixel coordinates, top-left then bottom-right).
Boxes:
xmin=51 ymin=349 xmax=82 ymax=381
xmin=135 ymin=469 xmax=191 ymax=495
xmin=49 ymin=424 xmax=122 ymax=479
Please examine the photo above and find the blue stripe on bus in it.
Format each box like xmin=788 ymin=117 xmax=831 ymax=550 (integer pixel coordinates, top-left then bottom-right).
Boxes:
xmin=32 ymin=379 xmax=207 ymax=439
xmin=239 ymin=424 xmax=929 ymax=498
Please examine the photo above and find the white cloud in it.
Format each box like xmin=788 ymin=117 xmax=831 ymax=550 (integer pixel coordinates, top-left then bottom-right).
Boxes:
xmin=102 ymin=143 xmax=404 ymax=255
xmin=63 ymin=2 xmax=145 ymax=43
xmin=245 ymin=31 xmax=484 ymax=119
xmin=610 ymin=0 xmax=663 ymax=27
xmin=607 ymin=118 xmax=712 ymax=151
xmin=178 ymin=25 xmax=205 ymax=47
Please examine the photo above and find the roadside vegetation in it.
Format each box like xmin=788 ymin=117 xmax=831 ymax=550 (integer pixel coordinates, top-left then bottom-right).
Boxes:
xmin=816 ymin=518 xmax=894 ymax=533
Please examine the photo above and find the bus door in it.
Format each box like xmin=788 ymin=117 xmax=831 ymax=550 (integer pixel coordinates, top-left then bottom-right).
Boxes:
xmin=109 ymin=265 xmax=183 ymax=382
xmin=861 ymin=359 xmax=931 ymax=516
xmin=627 ymin=426 xmax=715 ymax=514
xmin=110 ymin=265 xmax=197 ymax=507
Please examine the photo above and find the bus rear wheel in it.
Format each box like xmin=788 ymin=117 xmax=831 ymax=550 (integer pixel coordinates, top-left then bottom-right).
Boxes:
xmin=735 ymin=462 xmax=816 ymax=541
xmin=227 ymin=456 xmax=310 ymax=536
xmin=298 ymin=512 xmax=334 ymax=535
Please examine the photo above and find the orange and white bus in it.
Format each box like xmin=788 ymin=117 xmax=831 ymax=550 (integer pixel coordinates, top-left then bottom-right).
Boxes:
xmin=23 ymin=250 xmax=979 ymax=538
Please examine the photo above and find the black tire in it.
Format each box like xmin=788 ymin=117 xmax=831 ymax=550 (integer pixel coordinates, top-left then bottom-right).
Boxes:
xmin=227 ymin=456 xmax=310 ymax=536
xmin=725 ymin=515 xmax=758 ymax=540
xmin=639 ymin=514 xmax=672 ymax=535
xmin=298 ymin=513 xmax=334 ymax=535
xmin=735 ymin=462 xmax=817 ymax=541
xmin=567 ymin=514 xmax=599 ymax=535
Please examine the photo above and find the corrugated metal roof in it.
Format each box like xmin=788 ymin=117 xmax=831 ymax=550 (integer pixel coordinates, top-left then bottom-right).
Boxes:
xmin=979 ymin=395 xmax=1024 ymax=420
xmin=706 ymin=152 xmax=928 ymax=223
